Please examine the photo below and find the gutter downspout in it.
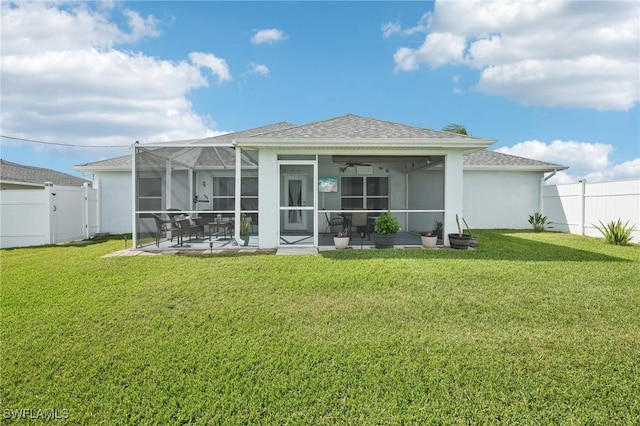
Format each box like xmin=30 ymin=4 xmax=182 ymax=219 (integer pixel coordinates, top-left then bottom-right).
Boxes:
xmin=540 ymin=169 xmax=557 ymax=215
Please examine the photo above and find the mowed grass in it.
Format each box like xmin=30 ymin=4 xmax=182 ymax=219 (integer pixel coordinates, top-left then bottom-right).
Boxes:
xmin=1 ymin=231 xmax=639 ymax=424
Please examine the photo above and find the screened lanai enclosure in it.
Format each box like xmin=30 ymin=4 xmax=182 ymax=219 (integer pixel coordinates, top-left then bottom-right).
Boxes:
xmin=132 ymin=142 xmax=447 ymax=250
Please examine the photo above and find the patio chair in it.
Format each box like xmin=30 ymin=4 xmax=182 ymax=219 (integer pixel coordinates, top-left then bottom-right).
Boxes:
xmin=175 ymin=217 xmax=192 ymax=246
xmin=167 ymin=209 xmax=205 ymax=240
xmin=323 ymin=209 xmax=344 ymax=236
xmin=152 ymin=214 xmax=181 ymax=247
xmin=188 ymin=216 xmax=206 ymax=240
xmin=350 ymin=211 xmax=370 ymax=240
xmin=167 ymin=208 xmax=183 ymax=221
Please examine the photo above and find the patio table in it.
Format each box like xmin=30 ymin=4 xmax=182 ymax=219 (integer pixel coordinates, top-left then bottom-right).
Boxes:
xmin=207 ymin=221 xmax=232 ymax=240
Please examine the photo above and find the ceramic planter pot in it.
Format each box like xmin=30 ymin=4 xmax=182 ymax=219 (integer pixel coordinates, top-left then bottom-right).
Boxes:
xmin=373 ymin=233 xmax=396 ymax=249
xmin=333 ymin=236 xmax=350 ymax=249
xmin=448 ymin=233 xmax=472 ymax=249
xmin=421 ymin=235 xmax=438 ymax=248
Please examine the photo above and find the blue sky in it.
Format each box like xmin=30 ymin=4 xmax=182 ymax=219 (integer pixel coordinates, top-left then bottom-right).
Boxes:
xmin=1 ymin=1 xmax=639 ymax=184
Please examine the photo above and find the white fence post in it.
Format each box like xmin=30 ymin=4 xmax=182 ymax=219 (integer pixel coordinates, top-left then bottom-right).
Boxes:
xmin=83 ymin=183 xmax=89 ymax=239
xmin=579 ymin=179 xmax=586 ymax=236
xmin=45 ymin=182 xmax=55 ymax=245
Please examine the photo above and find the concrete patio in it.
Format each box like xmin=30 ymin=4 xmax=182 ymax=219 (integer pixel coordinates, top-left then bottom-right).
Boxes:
xmin=115 ymin=231 xmax=440 ymax=256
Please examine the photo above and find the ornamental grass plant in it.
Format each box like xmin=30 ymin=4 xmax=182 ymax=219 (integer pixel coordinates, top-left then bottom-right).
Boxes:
xmin=593 ymin=218 xmax=635 ymax=245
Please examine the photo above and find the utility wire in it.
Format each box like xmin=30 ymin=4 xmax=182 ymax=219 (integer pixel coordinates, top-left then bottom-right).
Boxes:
xmin=0 ymin=134 xmax=131 ymax=148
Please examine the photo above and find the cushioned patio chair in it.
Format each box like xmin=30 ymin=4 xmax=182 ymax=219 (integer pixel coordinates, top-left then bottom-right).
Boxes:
xmin=350 ymin=211 xmax=370 ymax=240
xmin=323 ymin=209 xmax=344 ymax=237
xmin=188 ymin=216 xmax=206 ymax=240
xmin=174 ymin=217 xmax=192 ymax=246
xmin=167 ymin=209 xmax=205 ymax=240
xmin=152 ymin=214 xmax=181 ymax=247
xmin=167 ymin=208 xmax=183 ymax=221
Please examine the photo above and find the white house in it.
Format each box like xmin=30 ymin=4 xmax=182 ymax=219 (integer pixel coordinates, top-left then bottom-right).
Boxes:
xmin=74 ymin=114 xmax=567 ymax=249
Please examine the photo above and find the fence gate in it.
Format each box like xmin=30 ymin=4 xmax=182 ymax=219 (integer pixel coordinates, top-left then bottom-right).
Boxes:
xmin=0 ymin=183 xmax=98 ymax=248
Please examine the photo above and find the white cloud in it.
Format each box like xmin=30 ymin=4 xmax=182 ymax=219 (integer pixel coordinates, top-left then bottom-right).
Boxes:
xmin=381 ymin=21 xmax=402 ymax=38
xmin=248 ymin=62 xmax=270 ymax=76
xmin=251 ymin=29 xmax=287 ymax=45
xmin=382 ymin=13 xmax=430 ymax=38
xmin=0 ymin=2 xmax=231 ymax=148
xmin=122 ymin=8 xmax=160 ymax=42
xmin=584 ymin=158 xmax=640 ymax=183
xmin=394 ymin=32 xmax=465 ymax=71
xmin=391 ymin=0 xmax=640 ymax=110
xmin=189 ymin=52 xmax=232 ymax=83
xmin=496 ymin=140 xmax=640 ymax=183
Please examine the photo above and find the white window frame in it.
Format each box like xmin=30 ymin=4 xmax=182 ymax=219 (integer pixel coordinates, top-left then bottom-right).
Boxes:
xmin=340 ymin=176 xmax=389 ymax=210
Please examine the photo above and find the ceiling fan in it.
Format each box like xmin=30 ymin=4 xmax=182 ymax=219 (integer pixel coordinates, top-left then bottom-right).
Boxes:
xmin=338 ymin=161 xmax=370 ymax=173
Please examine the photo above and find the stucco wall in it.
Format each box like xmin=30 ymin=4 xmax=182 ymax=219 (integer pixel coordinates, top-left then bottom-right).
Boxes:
xmin=95 ymin=170 xmax=190 ymax=235
xmin=170 ymin=170 xmax=190 ymax=211
xmin=93 ymin=167 xmax=545 ymax=236
xmin=94 ymin=172 xmax=131 ymax=234
xmin=463 ymin=170 xmax=541 ymax=229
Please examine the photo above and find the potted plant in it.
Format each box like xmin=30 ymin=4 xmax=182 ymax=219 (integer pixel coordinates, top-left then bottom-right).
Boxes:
xmin=373 ymin=211 xmax=401 ymax=249
xmin=333 ymin=227 xmax=350 ymax=249
xmin=420 ymin=232 xmax=438 ymax=248
xmin=239 ymin=214 xmax=251 ymax=246
xmin=432 ymin=220 xmax=443 ymax=241
xmin=462 ymin=217 xmax=478 ymax=248
xmin=448 ymin=214 xmax=472 ymax=249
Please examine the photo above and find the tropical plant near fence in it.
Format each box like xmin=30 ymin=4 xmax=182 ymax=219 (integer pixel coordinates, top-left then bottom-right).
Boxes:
xmin=528 ymin=212 xmax=552 ymax=232
xmin=593 ymin=219 xmax=636 ymax=245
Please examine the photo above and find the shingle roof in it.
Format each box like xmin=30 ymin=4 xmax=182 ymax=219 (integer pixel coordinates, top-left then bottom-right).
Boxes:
xmin=187 ymin=122 xmax=295 ymax=145
xmin=74 ymin=122 xmax=296 ymax=170
xmin=251 ymin=114 xmax=480 ymax=140
xmin=73 ymin=115 xmax=567 ymax=172
xmin=464 ymin=150 xmax=567 ymax=170
xmin=1 ymin=159 xmax=92 ymax=187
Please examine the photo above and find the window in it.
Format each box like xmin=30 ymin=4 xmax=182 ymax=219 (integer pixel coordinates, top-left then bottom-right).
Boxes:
xmin=138 ymin=176 xmax=162 ymax=212
xmin=341 ymin=177 xmax=388 ymax=210
xmin=212 ymin=177 xmax=258 ymax=211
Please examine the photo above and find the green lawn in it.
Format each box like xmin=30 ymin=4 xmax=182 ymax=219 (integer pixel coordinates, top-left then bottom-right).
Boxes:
xmin=2 ymin=231 xmax=639 ymax=424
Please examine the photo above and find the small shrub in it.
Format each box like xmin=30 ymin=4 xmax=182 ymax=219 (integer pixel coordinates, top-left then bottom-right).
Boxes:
xmin=593 ymin=219 xmax=635 ymax=245
xmin=528 ymin=212 xmax=552 ymax=232
xmin=432 ymin=220 xmax=443 ymax=239
xmin=374 ymin=211 xmax=401 ymax=234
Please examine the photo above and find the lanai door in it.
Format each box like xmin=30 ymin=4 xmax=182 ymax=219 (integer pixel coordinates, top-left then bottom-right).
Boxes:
xmin=279 ymin=162 xmax=316 ymax=246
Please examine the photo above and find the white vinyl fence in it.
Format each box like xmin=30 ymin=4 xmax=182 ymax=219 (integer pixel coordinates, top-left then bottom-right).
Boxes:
xmin=543 ymin=179 xmax=640 ymax=241
xmin=0 ymin=183 xmax=98 ymax=248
